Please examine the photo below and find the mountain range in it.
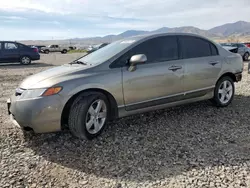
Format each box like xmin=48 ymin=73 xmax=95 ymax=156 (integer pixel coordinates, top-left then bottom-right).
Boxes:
xmin=64 ymin=21 xmax=250 ymax=45
xmin=22 ymin=21 xmax=250 ymax=46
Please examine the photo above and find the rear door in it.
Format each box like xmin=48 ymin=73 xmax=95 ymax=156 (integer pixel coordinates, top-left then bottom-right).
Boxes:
xmin=178 ymin=35 xmax=222 ymax=95
xmin=1 ymin=42 xmax=20 ymax=63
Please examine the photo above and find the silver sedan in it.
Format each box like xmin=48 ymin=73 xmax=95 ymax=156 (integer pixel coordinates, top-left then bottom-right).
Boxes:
xmin=7 ymin=32 xmax=243 ymax=140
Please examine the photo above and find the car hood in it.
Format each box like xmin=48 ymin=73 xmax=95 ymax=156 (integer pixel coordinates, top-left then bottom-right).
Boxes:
xmin=19 ymin=64 xmax=92 ymax=89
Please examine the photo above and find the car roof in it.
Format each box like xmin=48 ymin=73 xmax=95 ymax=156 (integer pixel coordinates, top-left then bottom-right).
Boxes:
xmin=119 ymin=32 xmax=218 ymax=46
xmin=0 ymin=41 xmax=20 ymax=42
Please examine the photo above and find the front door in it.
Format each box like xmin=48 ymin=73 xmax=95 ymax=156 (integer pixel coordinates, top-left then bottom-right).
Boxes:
xmin=121 ymin=36 xmax=185 ymax=111
xmin=178 ymin=35 xmax=222 ymax=95
xmin=2 ymin=42 xmax=20 ymax=63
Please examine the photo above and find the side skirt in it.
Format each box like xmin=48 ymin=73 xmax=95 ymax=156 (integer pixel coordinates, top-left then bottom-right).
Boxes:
xmin=118 ymin=87 xmax=214 ymax=118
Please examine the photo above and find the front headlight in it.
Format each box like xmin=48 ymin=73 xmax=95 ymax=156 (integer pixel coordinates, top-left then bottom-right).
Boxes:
xmin=19 ymin=89 xmax=47 ymax=99
xmin=18 ymin=86 xmax=63 ymax=99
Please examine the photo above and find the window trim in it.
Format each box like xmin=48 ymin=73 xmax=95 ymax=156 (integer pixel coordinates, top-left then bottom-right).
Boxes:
xmin=109 ymin=35 xmax=180 ymax=69
xmin=178 ymin=35 xmax=219 ymax=59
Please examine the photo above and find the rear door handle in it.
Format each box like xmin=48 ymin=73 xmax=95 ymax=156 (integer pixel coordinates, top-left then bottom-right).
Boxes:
xmin=168 ymin=65 xmax=182 ymax=72
xmin=209 ymin=61 xmax=219 ymax=66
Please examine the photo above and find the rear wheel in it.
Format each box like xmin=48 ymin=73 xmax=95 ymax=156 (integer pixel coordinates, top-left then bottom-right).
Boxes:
xmin=243 ymin=52 xmax=249 ymax=61
xmin=210 ymin=76 xmax=235 ymax=107
xmin=68 ymin=92 xmax=109 ymax=140
xmin=20 ymin=56 xmax=31 ymax=65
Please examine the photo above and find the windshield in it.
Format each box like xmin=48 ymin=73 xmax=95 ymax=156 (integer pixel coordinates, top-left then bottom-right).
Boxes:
xmin=76 ymin=39 xmax=138 ymax=65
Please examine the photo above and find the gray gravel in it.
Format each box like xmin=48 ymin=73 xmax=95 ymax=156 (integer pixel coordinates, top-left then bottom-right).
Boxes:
xmin=1 ymin=54 xmax=250 ymax=188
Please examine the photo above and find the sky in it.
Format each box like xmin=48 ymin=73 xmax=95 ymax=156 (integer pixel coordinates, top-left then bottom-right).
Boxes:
xmin=1 ymin=0 xmax=250 ymax=40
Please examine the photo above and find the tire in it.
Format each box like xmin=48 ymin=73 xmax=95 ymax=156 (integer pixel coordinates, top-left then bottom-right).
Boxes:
xmin=20 ymin=56 xmax=31 ymax=65
xmin=243 ymin=52 xmax=249 ymax=61
xmin=210 ymin=76 xmax=235 ymax=107
xmin=68 ymin=92 xmax=110 ymax=140
xmin=44 ymin=50 xmax=49 ymax=54
xmin=62 ymin=49 xmax=67 ymax=54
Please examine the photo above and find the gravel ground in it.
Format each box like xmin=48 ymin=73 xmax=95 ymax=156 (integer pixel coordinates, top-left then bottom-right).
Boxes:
xmin=1 ymin=54 xmax=250 ymax=188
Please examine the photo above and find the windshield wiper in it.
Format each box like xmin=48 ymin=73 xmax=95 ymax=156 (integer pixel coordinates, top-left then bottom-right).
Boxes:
xmin=70 ymin=60 xmax=87 ymax=65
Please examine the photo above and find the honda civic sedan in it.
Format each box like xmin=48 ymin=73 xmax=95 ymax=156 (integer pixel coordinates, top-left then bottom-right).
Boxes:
xmin=0 ymin=41 xmax=40 ymax=65
xmin=7 ymin=33 xmax=243 ymax=140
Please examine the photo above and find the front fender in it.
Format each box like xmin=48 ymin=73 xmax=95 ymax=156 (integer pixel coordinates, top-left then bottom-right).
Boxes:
xmin=68 ymin=83 xmax=107 ymax=96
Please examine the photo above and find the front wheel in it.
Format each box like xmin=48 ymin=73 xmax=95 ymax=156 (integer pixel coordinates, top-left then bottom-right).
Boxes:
xmin=68 ymin=92 xmax=109 ymax=140
xmin=210 ymin=76 xmax=235 ymax=107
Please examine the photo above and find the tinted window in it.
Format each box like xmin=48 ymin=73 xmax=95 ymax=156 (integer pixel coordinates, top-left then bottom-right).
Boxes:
xmin=130 ymin=36 xmax=178 ymax=63
xmin=210 ymin=44 xmax=218 ymax=56
xmin=179 ymin=36 xmax=214 ymax=59
xmin=18 ymin=44 xmax=27 ymax=49
xmin=4 ymin=43 xmax=18 ymax=50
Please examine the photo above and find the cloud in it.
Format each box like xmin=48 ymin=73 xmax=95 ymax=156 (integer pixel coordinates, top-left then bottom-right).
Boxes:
xmin=0 ymin=0 xmax=250 ymax=40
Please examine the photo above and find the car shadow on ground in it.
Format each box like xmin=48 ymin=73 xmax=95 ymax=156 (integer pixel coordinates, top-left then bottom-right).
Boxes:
xmin=0 ymin=62 xmax=54 ymax=69
xmin=25 ymin=94 xmax=250 ymax=182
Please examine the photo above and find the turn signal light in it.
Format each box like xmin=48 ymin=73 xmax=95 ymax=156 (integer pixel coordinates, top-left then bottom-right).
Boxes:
xmin=42 ymin=87 xmax=62 ymax=96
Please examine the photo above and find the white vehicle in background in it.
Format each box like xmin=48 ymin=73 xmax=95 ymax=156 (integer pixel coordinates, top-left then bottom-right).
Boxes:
xmin=220 ymin=43 xmax=250 ymax=61
xmin=40 ymin=45 xmax=70 ymax=54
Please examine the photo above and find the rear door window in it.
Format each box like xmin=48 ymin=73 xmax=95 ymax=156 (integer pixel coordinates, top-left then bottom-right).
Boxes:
xmin=4 ymin=42 xmax=18 ymax=50
xmin=179 ymin=36 xmax=217 ymax=59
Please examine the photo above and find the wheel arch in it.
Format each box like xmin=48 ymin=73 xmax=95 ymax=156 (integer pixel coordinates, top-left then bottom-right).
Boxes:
xmin=61 ymin=88 xmax=118 ymax=129
xmin=217 ymin=72 xmax=236 ymax=84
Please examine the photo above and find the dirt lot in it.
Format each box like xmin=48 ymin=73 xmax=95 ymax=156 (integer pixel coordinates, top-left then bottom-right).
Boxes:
xmin=1 ymin=54 xmax=250 ymax=188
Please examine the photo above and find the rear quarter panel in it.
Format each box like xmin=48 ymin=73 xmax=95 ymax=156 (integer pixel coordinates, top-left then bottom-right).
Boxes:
xmin=217 ymin=45 xmax=243 ymax=78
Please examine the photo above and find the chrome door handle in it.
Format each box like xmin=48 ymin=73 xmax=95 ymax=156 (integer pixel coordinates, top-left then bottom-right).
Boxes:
xmin=168 ymin=65 xmax=182 ymax=71
xmin=209 ymin=61 xmax=219 ymax=66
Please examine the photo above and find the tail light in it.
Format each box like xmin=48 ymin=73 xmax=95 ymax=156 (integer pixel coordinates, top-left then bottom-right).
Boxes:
xmin=33 ymin=48 xmax=38 ymax=53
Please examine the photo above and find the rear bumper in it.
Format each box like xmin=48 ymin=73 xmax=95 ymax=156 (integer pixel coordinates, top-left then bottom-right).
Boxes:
xmin=235 ymin=72 xmax=242 ymax=82
xmin=7 ymin=94 xmax=64 ymax=133
xmin=31 ymin=55 xmax=40 ymax=61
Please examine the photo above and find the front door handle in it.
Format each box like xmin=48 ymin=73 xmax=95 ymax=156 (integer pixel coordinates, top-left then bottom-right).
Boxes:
xmin=168 ymin=65 xmax=182 ymax=72
xmin=209 ymin=61 xmax=219 ymax=66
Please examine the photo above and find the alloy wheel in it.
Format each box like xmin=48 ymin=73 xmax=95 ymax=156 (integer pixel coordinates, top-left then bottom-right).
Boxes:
xmin=244 ymin=53 xmax=249 ymax=61
xmin=21 ymin=57 xmax=30 ymax=64
xmin=85 ymin=99 xmax=107 ymax=134
xmin=218 ymin=80 xmax=233 ymax=104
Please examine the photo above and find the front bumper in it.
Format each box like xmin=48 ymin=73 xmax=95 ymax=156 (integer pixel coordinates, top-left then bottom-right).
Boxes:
xmin=7 ymin=94 xmax=64 ymax=133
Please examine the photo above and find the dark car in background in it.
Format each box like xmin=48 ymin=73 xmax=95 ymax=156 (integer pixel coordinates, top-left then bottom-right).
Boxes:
xmin=0 ymin=41 xmax=40 ymax=65
xmin=27 ymin=45 xmax=46 ymax=53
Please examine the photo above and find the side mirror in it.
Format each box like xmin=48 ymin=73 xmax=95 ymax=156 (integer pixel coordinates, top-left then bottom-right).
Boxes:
xmin=129 ymin=54 xmax=147 ymax=66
